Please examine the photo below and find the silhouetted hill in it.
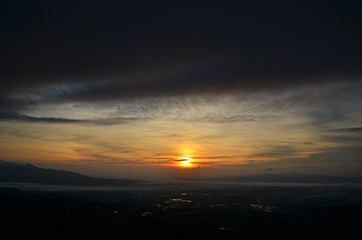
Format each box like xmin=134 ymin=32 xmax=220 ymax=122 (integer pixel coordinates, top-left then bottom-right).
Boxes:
xmin=217 ymin=173 xmax=362 ymax=184
xmin=0 ymin=161 xmax=137 ymax=186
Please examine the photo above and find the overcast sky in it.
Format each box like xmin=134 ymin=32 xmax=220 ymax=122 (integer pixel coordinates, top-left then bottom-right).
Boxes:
xmin=1 ymin=0 xmax=361 ymax=178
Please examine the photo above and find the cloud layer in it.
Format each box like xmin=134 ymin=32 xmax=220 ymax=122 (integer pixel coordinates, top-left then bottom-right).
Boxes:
xmin=1 ymin=0 xmax=362 ymax=95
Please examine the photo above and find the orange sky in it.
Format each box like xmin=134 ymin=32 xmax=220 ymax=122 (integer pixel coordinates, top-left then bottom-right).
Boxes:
xmin=1 ymin=85 xmax=362 ymax=179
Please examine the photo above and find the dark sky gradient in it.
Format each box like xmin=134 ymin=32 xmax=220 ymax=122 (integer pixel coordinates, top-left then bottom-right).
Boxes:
xmin=1 ymin=0 xmax=362 ymax=96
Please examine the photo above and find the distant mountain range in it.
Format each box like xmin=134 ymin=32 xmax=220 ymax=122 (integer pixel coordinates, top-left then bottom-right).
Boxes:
xmin=0 ymin=161 xmax=137 ymax=186
xmin=1 ymin=161 xmax=362 ymax=186
xmin=214 ymin=173 xmax=362 ymax=184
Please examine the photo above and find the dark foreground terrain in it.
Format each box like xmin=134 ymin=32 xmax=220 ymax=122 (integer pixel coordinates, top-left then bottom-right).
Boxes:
xmin=1 ymin=183 xmax=362 ymax=239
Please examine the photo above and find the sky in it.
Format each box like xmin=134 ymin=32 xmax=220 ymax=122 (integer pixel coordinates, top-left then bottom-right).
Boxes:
xmin=1 ymin=0 xmax=362 ymax=179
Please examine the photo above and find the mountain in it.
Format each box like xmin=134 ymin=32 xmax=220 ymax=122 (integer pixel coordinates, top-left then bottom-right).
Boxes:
xmin=0 ymin=161 xmax=137 ymax=186
xmin=216 ymin=173 xmax=362 ymax=184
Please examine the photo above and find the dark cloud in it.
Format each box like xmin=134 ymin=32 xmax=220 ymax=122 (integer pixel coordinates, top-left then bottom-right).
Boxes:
xmin=1 ymin=0 xmax=361 ymax=99
xmin=174 ymin=159 xmax=189 ymax=162
xmin=0 ymin=110 xmax=140 ymax=125
xmin=322 ymin=127 xmax=362 ymax=143
xmin=321 ymin=135 xmax=362 ymax=144
xmin=328 ymin=127 xmax=362 ymax=133
xmin=0 ymin=111 xmax=84 ymax=123
xmin=0 ymin=0 xmax=361 ymax=132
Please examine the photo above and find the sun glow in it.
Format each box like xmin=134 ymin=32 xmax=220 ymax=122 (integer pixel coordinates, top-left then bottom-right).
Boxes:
xmin=178 ymin=157 xmax=194 ymax=168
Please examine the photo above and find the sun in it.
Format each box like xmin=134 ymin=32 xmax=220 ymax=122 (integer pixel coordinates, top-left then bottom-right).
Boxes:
xmin=178 ymin=157 xmax=194 ymax=168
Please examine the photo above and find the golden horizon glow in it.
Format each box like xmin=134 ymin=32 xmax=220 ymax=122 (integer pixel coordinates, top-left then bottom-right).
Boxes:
xmin=1 ymin=83 xmax=360 ymax=179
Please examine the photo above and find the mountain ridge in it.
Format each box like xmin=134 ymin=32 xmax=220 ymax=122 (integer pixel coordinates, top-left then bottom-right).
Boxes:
xmin=0 ymin=161 xmax=137 ymax=186
xmin=212 ymin=172 xmax=362 ymax=184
